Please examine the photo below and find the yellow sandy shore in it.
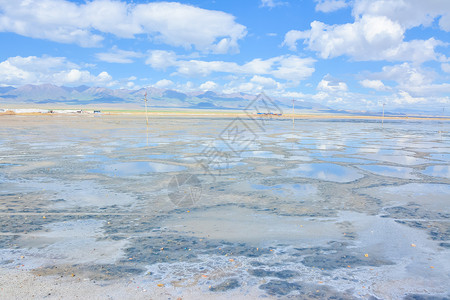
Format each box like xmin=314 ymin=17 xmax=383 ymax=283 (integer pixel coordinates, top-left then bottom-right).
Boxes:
xmin=1 ymin=109 xmax=449 ymax=121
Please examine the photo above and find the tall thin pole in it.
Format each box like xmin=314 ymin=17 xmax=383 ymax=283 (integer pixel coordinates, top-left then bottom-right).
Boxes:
xmin=144 ymin=91 xmax=149 ymax=146
xmin=144 ymin=91 xmax=149 ymax=126
xmin=292 ymin=99 xmax=295 ymax=129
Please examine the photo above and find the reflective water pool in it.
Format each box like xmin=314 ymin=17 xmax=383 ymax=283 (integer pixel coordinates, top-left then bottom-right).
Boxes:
xmin=0 ymin=115 xmax=448 ymax=299
xmin=284 ymin=163 xmax=364 ymax=183
xmin=356 ymin=164 xmax=419 ymax=179
xmin=90 ymin=161 xmax=186 ymax=176
xmin=423 ymin=165 xmax=450 ymax=179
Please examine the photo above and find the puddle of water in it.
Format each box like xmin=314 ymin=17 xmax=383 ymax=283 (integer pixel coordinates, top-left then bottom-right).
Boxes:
xmin=284 ymin=155 xmax=314 ymax=161
xmin=279 ymin=133 xmax=301 ymax=139
xmin=356 ymin=153 xmax=430 ymax=166
xmin=211 ymin=161 xmax=246 ymax=170
xmin=10 ymin=220 xmax=127 ymax=268
xmin=338 ymin=211 xmax=437 ymax=261
xmin=422 ymin=165 xmax=450 ymax=179
xmin=147 ymin=154 xmax=177 ymax=159
xmin=357 ymin=165 xmax=420 ymax=179
xmin=240 ymin=151 xmax=284 ymax=159
xmin=310 ymin=154 xmax=374 ymax=164
xmin=90 ymin=161 xmax=186 ymax=176
xmin=3 ymin=179 xmax=137 ymax=208
xmin=427 ymin=153 xmax=450 ymax=162
xmin=0 ymin=163 xmax=19 ymax=168
xmin=78 ymin=154 xmax=114 ymax=163
xmin=360 ymin=183 xmax=450 ymax=212
xmin=161 ymin=206 xmax=342 ymax=246
xmin=250 ymin=183 xmax=318 ymax=200
xmin=283 ymin=163 xmax=364 ymax=183
xmin=283 ymin=149 xmax=313 ymax=160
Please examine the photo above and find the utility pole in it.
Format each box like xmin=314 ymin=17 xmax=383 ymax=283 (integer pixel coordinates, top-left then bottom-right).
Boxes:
xmin=292 ymin=99 xmax=295 ymax=129
xmin=144 ymin=91 xmax=149 ymax=146
xmin=144 ymin=91 xmax=149 ymax=126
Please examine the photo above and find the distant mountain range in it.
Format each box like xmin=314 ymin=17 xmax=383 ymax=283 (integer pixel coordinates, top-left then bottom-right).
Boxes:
xmin=0 ymin=84 xmax=447 ymax=117
xmin=0 ymin=84 xmax=327 ymax=112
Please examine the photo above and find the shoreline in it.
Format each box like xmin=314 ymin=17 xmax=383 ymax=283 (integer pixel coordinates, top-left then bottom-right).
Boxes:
xmin=1 ymin=109 xmax=449 ymax=121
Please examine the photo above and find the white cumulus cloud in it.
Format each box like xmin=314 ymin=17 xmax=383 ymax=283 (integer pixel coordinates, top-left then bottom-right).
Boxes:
xmin=146 ymin=50 xmax=179 ymax=70
xmin=146 ymin=51 xmax=315 ymax=83
xmin=284 ymin=0 xmax=450 ymax=63
xmin=0 ymin=0 xmax=247 ymax=53
xmin=442 ymin=63 xmax=450 ymax=73
xmin=362 ymin=63 xmax=450 ymax=97
xmin=199 ymin=81 xmax=218 ymax=91
xmin=283 ymin=30 xmax=309 ymax=51
xmin=154 ymin=79 xmax=174 ymax=89
xmin=353 ymin=0 xmax=450 ymax=31
xmin=284 ymin=15 xmax=444 ymax=62
xmin=271 ymin=56 xmax=315 ymax=82
xmin=317 ymin=76 xmax=348 ymax=92
xmin=250 ymin=75 xmax=283 ymax=90
xmin=315 ymin=0 xmax=349 ymax=13
xmin=392 ymin=91 xmax=427 ymax=105
xmin=378 ymin=63 xmax=435 ymax=87
xmin=0 ymin=55 xmax=113 ymax=86
xmin=96 ymin=47 xmax=143 ymax=63
xmin=359 ymin=79 xmax=386 ymax=91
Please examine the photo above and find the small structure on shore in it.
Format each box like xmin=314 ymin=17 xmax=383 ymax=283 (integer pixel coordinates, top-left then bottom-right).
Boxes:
xmin=0 ymin=108 xmax=50 ymax=114
xmin=257 ymin=112 xmax=282 ymax=118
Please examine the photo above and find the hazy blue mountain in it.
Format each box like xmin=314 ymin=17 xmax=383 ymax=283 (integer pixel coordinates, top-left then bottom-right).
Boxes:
xmin=0 ymin=83 xmax=304 ymax=110
xmin=1 ymin=83 xmax=445 ymax=116
xmin=0 ymin=83 xmax=326 ymax=112
xmin=0 ymin=86 xmax=16 ymax=93
xmin=162 ymin=90 xmax=187 ymax=101
xmin=11 ymin=84 xmax=69 ymax=100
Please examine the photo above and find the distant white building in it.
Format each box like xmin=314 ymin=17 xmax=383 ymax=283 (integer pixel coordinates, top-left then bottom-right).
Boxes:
xmin=6 ymin=108 xmax=50 ymax=114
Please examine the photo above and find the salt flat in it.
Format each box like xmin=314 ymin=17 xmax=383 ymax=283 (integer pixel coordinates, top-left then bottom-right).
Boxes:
xmin=0 ymin=114 xmax=449 ymax=299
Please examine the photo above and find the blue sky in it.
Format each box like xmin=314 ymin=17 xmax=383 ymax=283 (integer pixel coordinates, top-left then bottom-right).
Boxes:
xmin=0 ymin=0 xmax=449 ymax=111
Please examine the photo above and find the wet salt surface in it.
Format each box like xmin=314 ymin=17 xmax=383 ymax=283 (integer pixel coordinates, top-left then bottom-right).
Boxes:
xmin=0 ymin=115 xmax=449 ymax=299
xmin=423 ymin=165 xmax=450 ymax=179
xmin=89 ymin=161 xmax=186 ymax=176
xmin=1 ymin=220 xmax=128 ymax=268
xmin=283 ymin=163 xmax=364 ymax=183
xmin=356 ymin=165 xmax=420 ymax=179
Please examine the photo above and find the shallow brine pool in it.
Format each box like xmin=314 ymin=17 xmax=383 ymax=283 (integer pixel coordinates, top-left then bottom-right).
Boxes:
xmin=0 ymin=115 xmax=449 ymax=299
